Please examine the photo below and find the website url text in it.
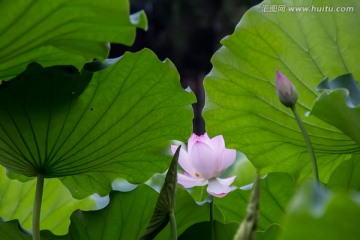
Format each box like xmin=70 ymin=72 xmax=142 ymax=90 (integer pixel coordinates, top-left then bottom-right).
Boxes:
xmin=261 ymin=5 xmax=354 ymax=13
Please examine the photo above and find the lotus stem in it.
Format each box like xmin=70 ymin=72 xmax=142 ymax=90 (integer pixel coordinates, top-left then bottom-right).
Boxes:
xmin=291 ymin=105 xmax=320 ymax=186
xmin=32 ymin=174 xmax=44 ymax=240
xmin=233 ymin=172 xmax=260 ymax=240
xmin=210 ymin=196 xmax=215 ymax=240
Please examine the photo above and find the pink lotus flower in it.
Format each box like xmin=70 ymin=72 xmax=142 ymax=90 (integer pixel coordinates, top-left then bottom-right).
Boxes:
xmin=171 ymin=133 xmax=236 ymax=197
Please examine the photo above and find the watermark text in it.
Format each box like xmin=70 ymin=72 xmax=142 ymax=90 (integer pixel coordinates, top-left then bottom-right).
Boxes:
xmin=261 ymin=5 xmax=354 ymax=13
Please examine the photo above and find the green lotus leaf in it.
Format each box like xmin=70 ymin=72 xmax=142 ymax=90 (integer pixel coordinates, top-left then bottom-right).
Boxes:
xmin=157 ymin=173 xmax=294 ymax=239
xmin=32 ymin=186 xmax=211 ymax=240
xmin=203 ymin=0 xmax=360 ymax=182
xmin=0 ymin=165 xmax=96 ymax=235
xmin=0 ymin=219 xmax=31 ymax=240
xmin=0 ymin=0 xmax=147 ymax=79
xmin=215 ymin=173 xmax=296 ymax=231
xmin=256 ymin=224 xmax=282 ymax=240
xmin=178 ymin=221 xmax=239 ymax=240
xmin=0 ymin=219 xmax=69 ymax=240
xmin=0 ymin=49 xmax=195 ymax=198
xmin=328 ymin=154 xmax=360 ymax=191
xmin=310 ymin=74 xmax=360 ymax=146
xmin=67 ymin=185 xmax=158 ymax=240
xmin=281 ymin=183 xmax=360 ymax=240
xmin=155 ymin=187 xmax=213 ymax=239
xmin=17 ymin=174 xmax=293 ymax=239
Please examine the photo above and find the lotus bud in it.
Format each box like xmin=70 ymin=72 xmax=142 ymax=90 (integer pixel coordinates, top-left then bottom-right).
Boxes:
xmin=276 ymin=70 xmax=298 ymax=108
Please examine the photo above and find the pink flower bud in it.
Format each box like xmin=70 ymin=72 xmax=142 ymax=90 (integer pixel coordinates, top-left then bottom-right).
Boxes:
xmin=276 ymin=70 xmax=298 ymax=107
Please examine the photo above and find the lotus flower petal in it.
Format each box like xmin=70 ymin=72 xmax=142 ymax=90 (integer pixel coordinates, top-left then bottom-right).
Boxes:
xmin=172 ymin=145 xmax=197 ymax=177
xmin=207 ymin=176 xmax=236 ymax=197
xmin=220 ymin=148 xmax=236 ymax=172
xmin=190 ymin=141 xmax=219 ymax=179
xmin=208 ymin=134 xmax=225 ymax=154
xmin=177 ymin=173 xmax=207 ymax=188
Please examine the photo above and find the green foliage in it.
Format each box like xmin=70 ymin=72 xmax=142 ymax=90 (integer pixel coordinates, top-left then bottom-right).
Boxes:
xmin=0 ymin=0 xmax=147 ymax=79
xmin=203 ymin=1 xmax=360 ymax=239
xmin=281 ymin=183 xmax=360 ymax=240
xmin=1 ymin=0 xmax=360 ymax=239
xmin=0 ymin=49 xmax=195 ymax=199
xmin=0 ymin=219 xmax=31 ymax=240
xmin=155 ymin=187 xmax=210 ymax=239
xmin=310 ymin=74 xmax=360 ymax=146
xmin=1 ymin=159 xmax=356 ymax=240
xmin=233 ymin=175 xmax=260 ymax=240
xmin=227 ymin=153 xmax=257 ymax=187
xmin=23 ymin=186 xmax=210 ymax=240
xmin=328 ymin=154 xmax=360 ymax=191
xmin=178 ymin=221 xmax=239 ymax=240
xmin=141 ymin=146 xmax=180 ymax=239
xmin=255 ymin=224 xmax=282 ymax=240
xmin=0 ymin=165 xmax=96 ymax=235
xmin=203 ymin=0 xmax=360 ymax=182
xmin=66 ymin=185 xmax=158 ymax=240
xmin=215 ymin=173 xmax=296 ymax=231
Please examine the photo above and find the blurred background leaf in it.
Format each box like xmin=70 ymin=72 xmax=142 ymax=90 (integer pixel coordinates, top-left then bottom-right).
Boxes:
xmin=281 ymin=183 xmax=360 ymax=240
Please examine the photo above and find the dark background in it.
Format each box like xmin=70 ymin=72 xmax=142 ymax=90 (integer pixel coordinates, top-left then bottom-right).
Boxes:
xmin=110 ymin=0 xmax=262 ymax=135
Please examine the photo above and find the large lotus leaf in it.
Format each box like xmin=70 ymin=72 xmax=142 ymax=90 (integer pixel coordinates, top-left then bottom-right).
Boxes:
xmin=0 ymin=0 xmax=147 ymax=79
xmin=203 ymin=0 xmax=360 ymax=182
xmin=215 ymin=173 xmax=296 ymax=231
xmin=310 ymin=74 xmax=360 ymax=146
xmin=0 ymin=49 xmax=195 ymax=198
xmin=0 ymin=165 xmax=96 ymax=235
xmin=280 ymin=183 xmax=360 ymax=240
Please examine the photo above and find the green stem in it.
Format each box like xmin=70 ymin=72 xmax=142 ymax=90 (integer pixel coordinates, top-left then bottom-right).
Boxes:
xmin=233 ymin=173 xmax=260 ymax=240
xmin=210 ymin=196 xmax=215 ymax=240
xmin=169 ymin=211 xmax=177 ymax=240
xmin=32 ymin=174 xmax=44 ymax=240
xmin=291 ymin=105 xmax=320 ymax=186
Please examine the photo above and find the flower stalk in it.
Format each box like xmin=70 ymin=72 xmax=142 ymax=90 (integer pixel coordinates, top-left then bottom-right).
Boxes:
xmin=233 ymin=173 xmax=260 ymax=240
xmin=291 ymin=105 xmax=320 ymax=186
xmin=210 ymin=196 xmax=215 ymax=240
xmin=32 ymin=174 xmax=44 ymax=240
xmin=276 ymin=70 xmax=320 ymax=186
